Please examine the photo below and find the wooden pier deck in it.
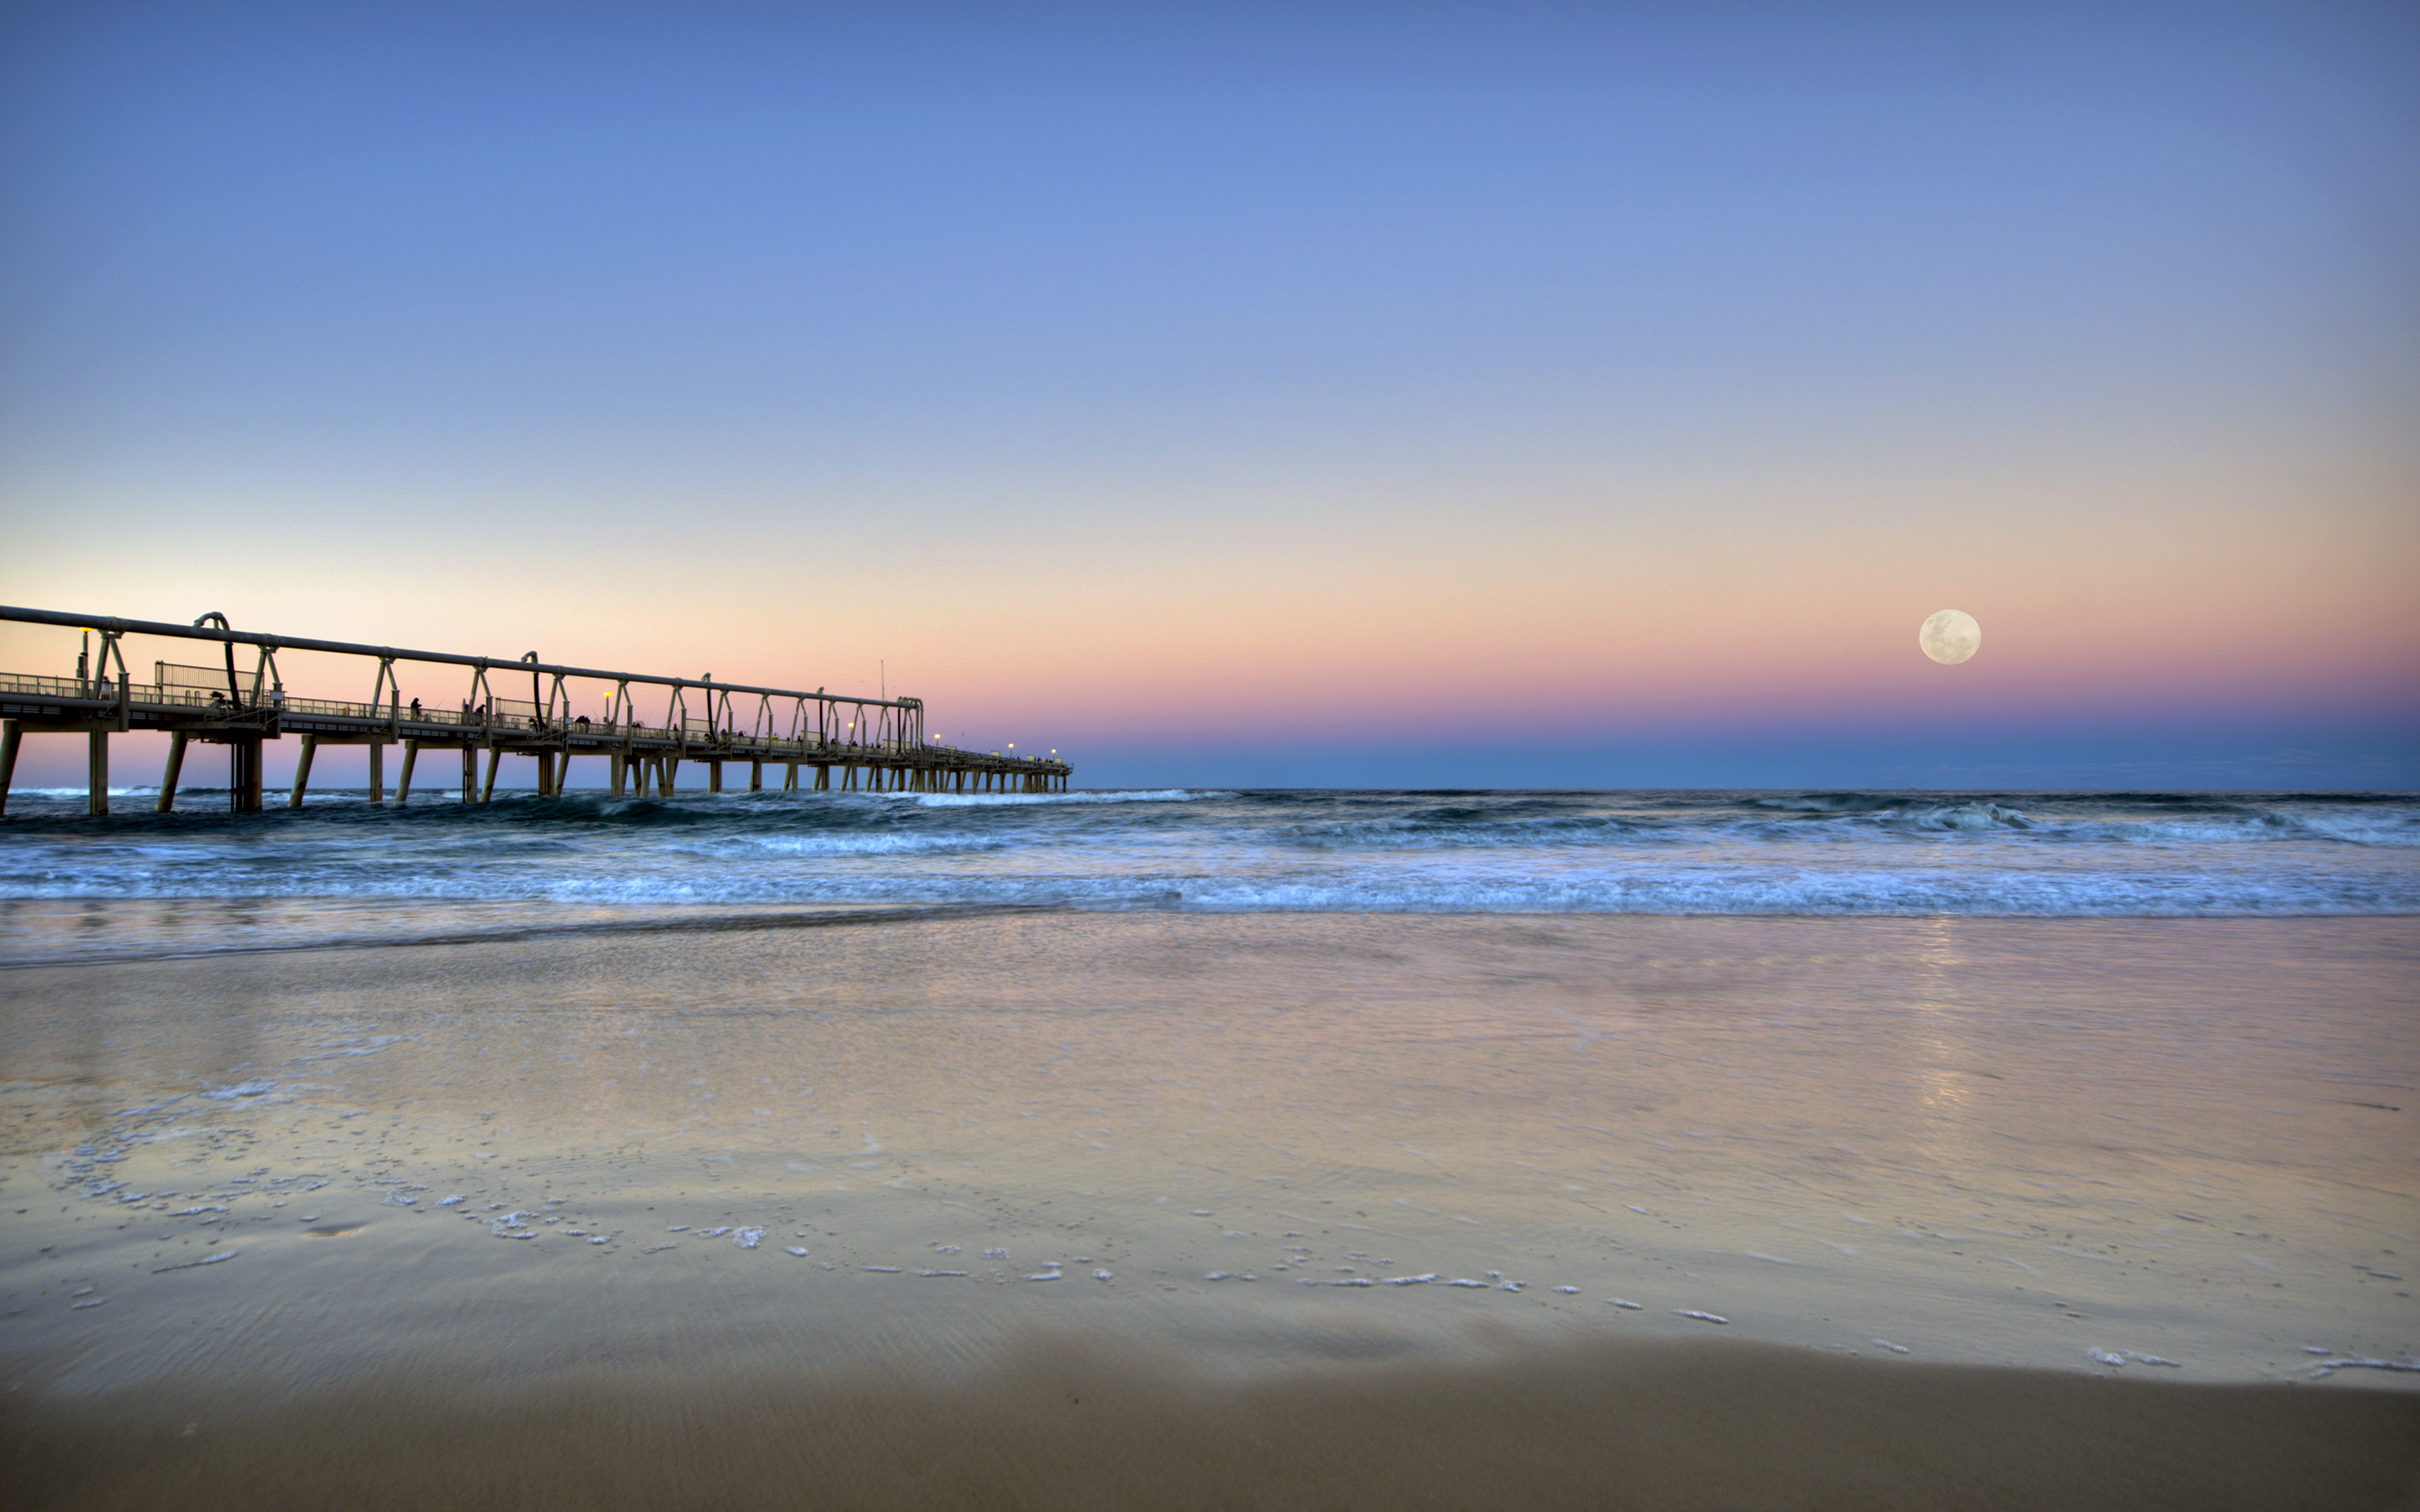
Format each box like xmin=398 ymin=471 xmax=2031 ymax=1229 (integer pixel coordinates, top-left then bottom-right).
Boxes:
xmin=0 ymin=606 xmax=1071 ymax=814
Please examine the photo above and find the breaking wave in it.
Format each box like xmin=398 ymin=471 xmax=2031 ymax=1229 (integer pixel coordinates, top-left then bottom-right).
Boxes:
xmin=0 ymin=787 xmax=2412 ymax=958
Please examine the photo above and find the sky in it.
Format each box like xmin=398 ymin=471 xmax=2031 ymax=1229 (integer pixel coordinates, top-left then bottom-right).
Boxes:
xmin=2 ymin=1 xmax=2414 ymax=790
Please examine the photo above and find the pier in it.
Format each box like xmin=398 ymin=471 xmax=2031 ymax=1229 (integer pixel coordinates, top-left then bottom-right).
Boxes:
xmin=0 ymin=606 xmax=1072 ymax=814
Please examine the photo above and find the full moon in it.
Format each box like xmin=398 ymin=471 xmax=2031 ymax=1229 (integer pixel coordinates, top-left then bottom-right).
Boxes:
xmin=1918 ymin=609 xmax=1981 ymax=664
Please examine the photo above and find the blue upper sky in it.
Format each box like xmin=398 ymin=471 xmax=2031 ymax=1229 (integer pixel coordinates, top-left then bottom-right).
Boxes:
xmin=2 ymin=2 xmax=2412 ymax=788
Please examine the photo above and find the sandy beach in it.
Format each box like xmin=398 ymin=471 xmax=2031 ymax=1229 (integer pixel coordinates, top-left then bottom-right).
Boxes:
xmin=4 ymin=907 xmax=2414 ymax=1507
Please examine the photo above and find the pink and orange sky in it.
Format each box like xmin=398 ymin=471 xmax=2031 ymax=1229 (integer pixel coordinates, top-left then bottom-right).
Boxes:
xmin=3 ymin=3 xmax=2413 ymax=789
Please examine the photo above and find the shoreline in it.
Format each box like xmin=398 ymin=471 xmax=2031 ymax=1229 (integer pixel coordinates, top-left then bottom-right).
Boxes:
xmin=3 ymin=896 xmax=2416 ymax=975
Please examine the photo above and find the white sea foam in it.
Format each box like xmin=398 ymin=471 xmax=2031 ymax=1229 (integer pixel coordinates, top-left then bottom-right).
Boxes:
xmin=0 ymin=790 xmax=2408 ymax=949
xmin=902 ymin=789 xmax=1231 ymax=808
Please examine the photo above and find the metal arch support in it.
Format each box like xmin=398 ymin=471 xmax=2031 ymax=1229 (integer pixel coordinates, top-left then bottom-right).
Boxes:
xmin=90 ymin=627 xmax=133 ymax=731
xmin=467 ymin=661 xmax=493 ymax=731
xmin=251 ymin=643 xmax=282 ymax=708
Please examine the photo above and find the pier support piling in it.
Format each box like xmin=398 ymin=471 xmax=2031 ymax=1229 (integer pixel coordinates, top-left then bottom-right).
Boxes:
xmin=708 ymin=759 xmax=723 ymax=794
xmin=750 ymin=760 xmax=762 ymax=792
xmin=397 ymin=741 xmax=418 ymax=805
xmin=0 ymin=720 xmax=18 ymax=816
xmin=367 ymin=741 xmax=384 ymax=803
xmin=156 ymin=732 xmax=187 ymax=812
xmin=461 ymin=748 xmax=476 ymax=803
xmin=288 ymin=734 xmax=317 ymax=808
xmin=87 ymin=730 xmax=109 ymax=816
xmin=230 ymin=734 xmax=263 ymax=812
xmin=481 ymin=748 xmax=500 ymax=803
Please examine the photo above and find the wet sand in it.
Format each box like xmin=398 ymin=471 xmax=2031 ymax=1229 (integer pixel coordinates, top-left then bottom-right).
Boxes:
xmin=10 ymin=1335 xmax=2417 ymax=1511
xmin=9 ymin=1335 xmax=2410 ymax=1509
xmin=4 ymin=911 xmax=2417 ymax=1506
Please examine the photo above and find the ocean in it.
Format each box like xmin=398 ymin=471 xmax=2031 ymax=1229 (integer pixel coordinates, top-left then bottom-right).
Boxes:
xmin=4 ymin=787 xmax=2415 ymax=1507
xmin=0 ymin=786 xmax=2412 ymax=964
